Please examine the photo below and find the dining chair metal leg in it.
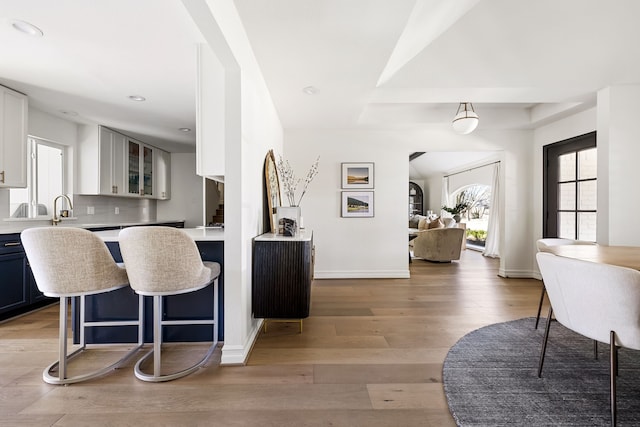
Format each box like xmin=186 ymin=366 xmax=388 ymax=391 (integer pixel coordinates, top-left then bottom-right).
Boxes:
xmin=610 ymin=330 xmax=617 ymax=427
xmin=535 ymin=284 xmax=546 ymax=329
xmin=538 ymin=306 xmax=554 ymax=378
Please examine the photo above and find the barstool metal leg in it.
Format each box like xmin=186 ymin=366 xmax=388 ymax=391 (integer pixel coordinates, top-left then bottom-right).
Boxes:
xmin=134 ymin=279 xmax=219 ymax=382
xmin=154 ymin=295 xmax=162 ymax=378
xmin=44 ymin=294 xmax=144 ymax=385
xmin=58 ymin=296 xmax=68 ymax=381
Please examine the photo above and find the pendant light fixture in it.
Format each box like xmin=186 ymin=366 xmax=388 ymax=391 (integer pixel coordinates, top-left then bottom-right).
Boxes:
xmin=452 ymin=102 xmax=479 ymax=134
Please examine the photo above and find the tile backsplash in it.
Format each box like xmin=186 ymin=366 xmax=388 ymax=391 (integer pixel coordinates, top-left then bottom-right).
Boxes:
xmin=0 ymin=190 xmax=158 ymax=230
xmin=72 ymin=195 xmax=157 ymax=224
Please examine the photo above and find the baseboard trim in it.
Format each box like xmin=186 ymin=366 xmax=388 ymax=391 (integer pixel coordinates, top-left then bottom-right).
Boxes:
xmin=498 ymin=268 xmax=538 ymax=278
xmin=314 ymin=270 xmax=410 ymax=279
xmin=220 ymin=319 xmax=263 ymax=365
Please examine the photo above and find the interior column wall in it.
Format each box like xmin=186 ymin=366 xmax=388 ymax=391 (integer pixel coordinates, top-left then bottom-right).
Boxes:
xmin=597 ymin=85 xmax=640 ymax=245
xmin=185 ymin=0 xmax=284 ymax=365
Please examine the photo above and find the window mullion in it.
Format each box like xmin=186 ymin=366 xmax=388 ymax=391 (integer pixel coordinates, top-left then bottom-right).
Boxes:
xmin=574 ymin=154 xmax=579 ymax=239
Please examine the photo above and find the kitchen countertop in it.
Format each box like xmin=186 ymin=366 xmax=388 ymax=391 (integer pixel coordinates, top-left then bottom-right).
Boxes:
xmin=94 ymin=227 xmax=224 ymax=242
xmin=0 ymin=219 xmax=187 ymax=235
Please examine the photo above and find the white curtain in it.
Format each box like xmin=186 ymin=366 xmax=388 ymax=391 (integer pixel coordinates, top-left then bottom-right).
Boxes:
xmin=441 ymin=176 xmax=450 ymax=217
xmin=483 ymin=162 xmax=500 ymax=258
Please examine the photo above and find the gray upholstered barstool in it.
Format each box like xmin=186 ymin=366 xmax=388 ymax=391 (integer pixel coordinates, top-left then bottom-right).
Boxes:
xmin=118 ymin=226 xmax=220 ymax=382
xmin=21 ymin=227 xmax=143 ymax=385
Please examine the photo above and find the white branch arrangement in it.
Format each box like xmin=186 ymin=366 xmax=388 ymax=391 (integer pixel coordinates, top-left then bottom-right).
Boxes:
xmin=277 ymin=155 xmax=320 ymax=207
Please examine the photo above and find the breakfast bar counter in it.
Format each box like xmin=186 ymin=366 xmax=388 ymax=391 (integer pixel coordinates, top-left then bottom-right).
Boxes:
xmin=0 ymin=220 xmax=186 ymax=321
xmin=74 ymin=227 xmax=225 ymax=344
xmin=92 ymin=226 xmax=224 ymax=243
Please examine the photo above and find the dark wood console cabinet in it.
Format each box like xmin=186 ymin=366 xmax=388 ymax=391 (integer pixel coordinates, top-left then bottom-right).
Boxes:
xmin=252 ymin=230 xmax=314 ymax=319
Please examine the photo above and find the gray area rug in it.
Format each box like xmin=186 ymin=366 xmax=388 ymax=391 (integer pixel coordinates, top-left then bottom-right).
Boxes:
xmin=443 ymin=318 xmax=640 ymax=426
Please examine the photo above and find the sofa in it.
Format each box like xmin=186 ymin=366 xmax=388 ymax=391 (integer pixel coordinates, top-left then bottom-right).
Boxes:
xmin=412 ymin=227 xmax=465 ymax=262
xmin=409 ymin=214 xmax=465 ymax=262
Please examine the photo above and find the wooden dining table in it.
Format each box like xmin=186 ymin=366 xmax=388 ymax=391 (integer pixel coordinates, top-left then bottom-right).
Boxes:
xmin=546 ymin=244 xmax=640 ymax=271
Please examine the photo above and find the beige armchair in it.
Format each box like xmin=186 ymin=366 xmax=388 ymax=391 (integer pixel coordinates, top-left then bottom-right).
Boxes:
xmin=413 ymin=227 xmax=465 ymax=262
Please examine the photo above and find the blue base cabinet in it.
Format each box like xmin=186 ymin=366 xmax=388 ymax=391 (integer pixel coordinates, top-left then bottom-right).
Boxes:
xmin=0 ymin=234 xmax=55 ymax=321
xmin=73 ymin=240 xmax=224 ymax=344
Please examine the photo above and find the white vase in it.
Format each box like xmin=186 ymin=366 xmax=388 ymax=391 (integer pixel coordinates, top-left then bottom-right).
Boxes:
xmin=277 ymin=206 xmax=301 ymax=236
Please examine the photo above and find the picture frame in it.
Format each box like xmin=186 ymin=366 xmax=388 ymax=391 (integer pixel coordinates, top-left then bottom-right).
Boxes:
xmin=341 ymin=162 xmax=374 ymax=189
xmin=341 ymin=191 xmax=374 ymax=218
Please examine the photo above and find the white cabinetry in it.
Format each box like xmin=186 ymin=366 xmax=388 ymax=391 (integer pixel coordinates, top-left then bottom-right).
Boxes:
xmin=155 ymin=149 xmax=171 ymax=200
xmin=0 ymin=86 xmax=28 ymax=188
xmin=125 ymin=139 xmax=154 ymax=197
xmin=79 ymin=125 xmax=170 ymax=199
xmin=99 ymin=127 xmax=125 ymax=195
xmin=196 ymin=43 xmax=225 ymax=182
xmin=78 ymin=125 xmax=126 ymax=195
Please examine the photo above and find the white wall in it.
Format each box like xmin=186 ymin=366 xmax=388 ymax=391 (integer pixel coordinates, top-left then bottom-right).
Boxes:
xmin=285 ymin=128 xmax=533 ymax=279
xmin=424 ymin=175 xmax=442 ymax=213
xmin=28 ymin=108 xmax=78 ymax=146
xmin=597 ymin=86 xmax=640 ymax=246
xmin=533 ymin=109 xmax=597 ymax=231
xmin=532 ymin=107 xmax=597 ymax=277
xmin=29 ymin=108 xmax=78 ymax=196
xmin=286 ymin=130 xmax=409 ymax=279
xmin=157 ymin=153 xmax=202 ymax=227
xmin=186 ymin=0 xmax=284 ymax=364
xmin=447 ymin=162 xmax=495 ymax=195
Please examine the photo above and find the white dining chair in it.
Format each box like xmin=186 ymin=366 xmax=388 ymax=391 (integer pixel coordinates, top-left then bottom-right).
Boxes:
xmin=118 ymin=226 xmax=220 ymax=382
xmin=534 ymin=238 xmax=596 ymax=329
xmin=21 ymin=227 xmax=144 ymax=384
xmin=536 ymin=252 xmax=640 ymax=426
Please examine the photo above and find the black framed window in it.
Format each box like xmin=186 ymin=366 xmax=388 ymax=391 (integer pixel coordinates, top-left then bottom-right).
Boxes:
xmin=543 ymin=131 xmax=597 ymax=240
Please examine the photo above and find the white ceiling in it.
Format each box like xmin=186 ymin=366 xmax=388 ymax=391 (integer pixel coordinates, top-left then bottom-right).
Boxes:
xmin=1 ymin=0 xmax=638 ymax=173
xmin=0 ymin=0 xmax=205 ymax=151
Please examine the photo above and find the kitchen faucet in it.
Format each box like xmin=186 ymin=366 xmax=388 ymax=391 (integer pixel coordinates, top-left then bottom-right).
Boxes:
xmin=52 ymin=194 xmax=73 ymax=226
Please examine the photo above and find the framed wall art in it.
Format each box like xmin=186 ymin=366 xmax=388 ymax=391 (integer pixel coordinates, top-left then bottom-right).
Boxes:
xmin=341 ymin=191 xmax=374 ymax=218
xmin=341 ymin=162 xmax=374 ymax=189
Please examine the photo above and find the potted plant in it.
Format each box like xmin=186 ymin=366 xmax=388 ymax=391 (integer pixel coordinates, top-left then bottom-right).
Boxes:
xmin=441 ymin=202 xmax=469 ymax=222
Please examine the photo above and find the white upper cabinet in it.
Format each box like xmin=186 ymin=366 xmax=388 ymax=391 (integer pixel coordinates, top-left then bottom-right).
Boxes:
xmin=78 ymin=125 xmax=126 ymax=196
xmin=154 ymin=149 xmax=171 ymax=200
xmin=126 ymin=138 xmax=155 ymax=198
xmin=0 ymin=86 xmax=28 ymax=188
xmin=196 ymin=43 xmax=225 ymax=182
xmin=99 ymin=127 xmax=125 ymax=195
xmin=78 ymin=124 xmax=170 ymax=199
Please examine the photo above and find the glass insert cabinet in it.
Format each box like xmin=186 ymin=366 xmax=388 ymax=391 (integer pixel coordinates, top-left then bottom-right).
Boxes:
xmin=127 ymin=139 xmax=154 ymax=197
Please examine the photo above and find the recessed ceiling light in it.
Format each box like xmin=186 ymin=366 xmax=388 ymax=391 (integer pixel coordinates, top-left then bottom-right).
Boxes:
xmin=11 ymin=20 xmax=43 ymax=37
xmin=128 ymin=95 xmax=146 ymax=102
xmin=302 ymin=86 xmax=318 ymax=95
xmin=179 ymin=128 xmax=191 ymax=132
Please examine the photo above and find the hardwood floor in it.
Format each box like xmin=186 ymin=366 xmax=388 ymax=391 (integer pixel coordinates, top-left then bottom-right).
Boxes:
xmin=0 ymin=250 xmax=544 ymax=426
